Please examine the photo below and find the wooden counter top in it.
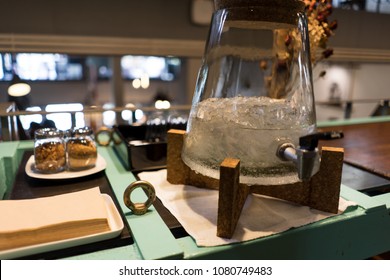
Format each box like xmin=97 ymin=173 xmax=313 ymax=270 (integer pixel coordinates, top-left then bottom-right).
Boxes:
xmin=319 ymin=120 xmax=390 ymax=179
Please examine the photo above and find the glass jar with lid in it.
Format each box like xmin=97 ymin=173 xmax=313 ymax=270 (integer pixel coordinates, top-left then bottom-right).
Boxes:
xmin=34 ymin=128 xmax=66 ymax=173
xmin=182 ymin=0 xmax=317 ymax=185
xmin=66 ymin=126 xmax=97 ymax=171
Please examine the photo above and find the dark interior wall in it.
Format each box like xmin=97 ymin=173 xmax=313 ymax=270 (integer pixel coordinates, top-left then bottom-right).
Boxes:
xmin=0 ymin=0 xmax=198 ymax=107
xmin=331 ymin=8 xmax=390 ymax=50
xmin=1 ymin=1 xmax=390 ymax=51
xmin=0 ymin=0 xmax=209 ymax=41
xmin=1 ymin=1 xmax=390 ymax=111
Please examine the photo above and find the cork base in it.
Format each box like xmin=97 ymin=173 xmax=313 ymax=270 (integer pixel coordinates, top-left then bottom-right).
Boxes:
xmin=167 ymin=129 xmax=344 ymax=239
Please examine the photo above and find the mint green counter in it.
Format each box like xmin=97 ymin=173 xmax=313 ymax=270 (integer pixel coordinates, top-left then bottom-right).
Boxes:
xmin=1 ymin=116 xmax=389 ymax=260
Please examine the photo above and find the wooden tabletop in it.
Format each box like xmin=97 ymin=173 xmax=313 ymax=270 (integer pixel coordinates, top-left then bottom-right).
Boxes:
xmin=319 ymin=121 xmax=390 ymax=179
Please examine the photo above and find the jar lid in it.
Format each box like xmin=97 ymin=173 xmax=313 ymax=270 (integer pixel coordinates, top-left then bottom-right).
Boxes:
xmin=72 ymin=126 xmax=93 ymax=137
xmin=214 ymin=0 xmax=305 ymax=26
xmin=214 ymin=0 xmax=305 ymax=12
xmin=34 ymin=127 xmax=63 ymax=139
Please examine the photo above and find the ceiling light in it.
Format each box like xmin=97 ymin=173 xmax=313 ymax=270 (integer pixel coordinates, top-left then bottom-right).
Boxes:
xmin=8 ymin=74 xmax=31 ymax=97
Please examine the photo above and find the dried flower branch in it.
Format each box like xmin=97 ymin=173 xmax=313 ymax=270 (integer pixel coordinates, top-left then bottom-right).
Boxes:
xmin=263 ymin=0 xmax=338 ymax=98
xmin=304 ymin=0 xmax=337 ymax=65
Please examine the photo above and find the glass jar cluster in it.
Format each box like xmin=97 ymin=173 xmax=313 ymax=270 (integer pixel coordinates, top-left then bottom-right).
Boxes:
xmin=34 ymin=127 xmax=97 ymax=173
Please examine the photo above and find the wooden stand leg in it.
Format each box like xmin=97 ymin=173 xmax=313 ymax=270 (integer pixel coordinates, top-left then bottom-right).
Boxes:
xmin=167 ymin=129 xmax=189 ymax=185
xmin=309 ymin=147 xmax=344 ymax=213
xmin=217 ymin=158 xmax=250 ymax=238
xmin=250 ymin=147 xmax=344 ymax=214
xmin=166 ymin=129 xmax=344 ymax=239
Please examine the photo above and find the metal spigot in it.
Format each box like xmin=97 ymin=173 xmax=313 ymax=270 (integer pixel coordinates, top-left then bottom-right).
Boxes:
xmin=276 ymin=131 xmax=344 ymax=181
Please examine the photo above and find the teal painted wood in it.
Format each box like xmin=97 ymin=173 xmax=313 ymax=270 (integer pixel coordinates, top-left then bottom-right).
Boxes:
xmin=317 ymin=115 xmax=390 ymax=127
xmin=340 ymin=184 xmax=388 ymax=212
xmin=1 ymin=135 xmax=389 ymax=259
xmin=0 ymin=160 xmax=6 ymax=199
xmin=0 ymin=141 xmax=23 ymax=199
xmin=374 ymin=192 xmax=390 ymax=209
xmin=0 ymin=143 xmax=183 ymax=260
xmin=65 ymin=245 xmax=143 ymax=260
xmin=175 ymin=183 xmax=390 ymax=260
xmin=59 ymin=115 xmax=390 ymax=259
xmin=92 ymin=146 xmax=184 ymax=260
xmin=178 ymin=203 xmax=390 ymax=259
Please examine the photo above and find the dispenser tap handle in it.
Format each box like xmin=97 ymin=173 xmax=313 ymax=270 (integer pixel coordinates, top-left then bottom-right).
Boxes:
xmin=299 ymin=131 xmax=344 ymax=151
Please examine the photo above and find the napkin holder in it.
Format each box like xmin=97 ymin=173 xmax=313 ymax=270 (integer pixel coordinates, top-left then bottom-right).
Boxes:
xmin=166 ymin=129 xmax=344 ymax=238
xmin=112 ymin=125 xmax=167 ymax=172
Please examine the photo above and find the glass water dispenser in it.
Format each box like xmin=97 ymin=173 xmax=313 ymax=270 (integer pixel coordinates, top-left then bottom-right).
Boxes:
xmin=182 ymin=0 xmax=317 ymax=185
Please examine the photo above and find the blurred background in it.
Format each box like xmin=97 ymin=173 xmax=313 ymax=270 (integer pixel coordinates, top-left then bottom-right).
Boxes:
xmin=0 ymin=0 xmax=389 ymax=138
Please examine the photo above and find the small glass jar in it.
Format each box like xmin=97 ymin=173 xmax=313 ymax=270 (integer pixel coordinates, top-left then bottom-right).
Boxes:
xmin=34 ymin=128 xmax=66 ymax=173
xmin=66 ymin=127 xmax=97 ymax=171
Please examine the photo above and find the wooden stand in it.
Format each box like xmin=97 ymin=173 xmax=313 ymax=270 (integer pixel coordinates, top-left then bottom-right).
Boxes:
xmin=167 ymin=129 xmax=344 ymax=239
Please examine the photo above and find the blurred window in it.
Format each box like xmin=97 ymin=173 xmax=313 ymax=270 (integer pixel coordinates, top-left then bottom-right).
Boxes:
xmin=0 ymin=53 xmax=84 ymax=81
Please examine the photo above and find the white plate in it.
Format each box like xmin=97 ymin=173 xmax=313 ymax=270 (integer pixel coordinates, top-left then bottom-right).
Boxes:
xmin=0 ymin=194 xmax=124 ymax=259
xmin=25 ymin=154 xmax=107 ymax=179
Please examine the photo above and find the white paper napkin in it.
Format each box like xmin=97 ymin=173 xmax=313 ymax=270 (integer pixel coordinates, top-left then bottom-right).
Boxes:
xmin=139 ymin=169 xmax=357 ymax=247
